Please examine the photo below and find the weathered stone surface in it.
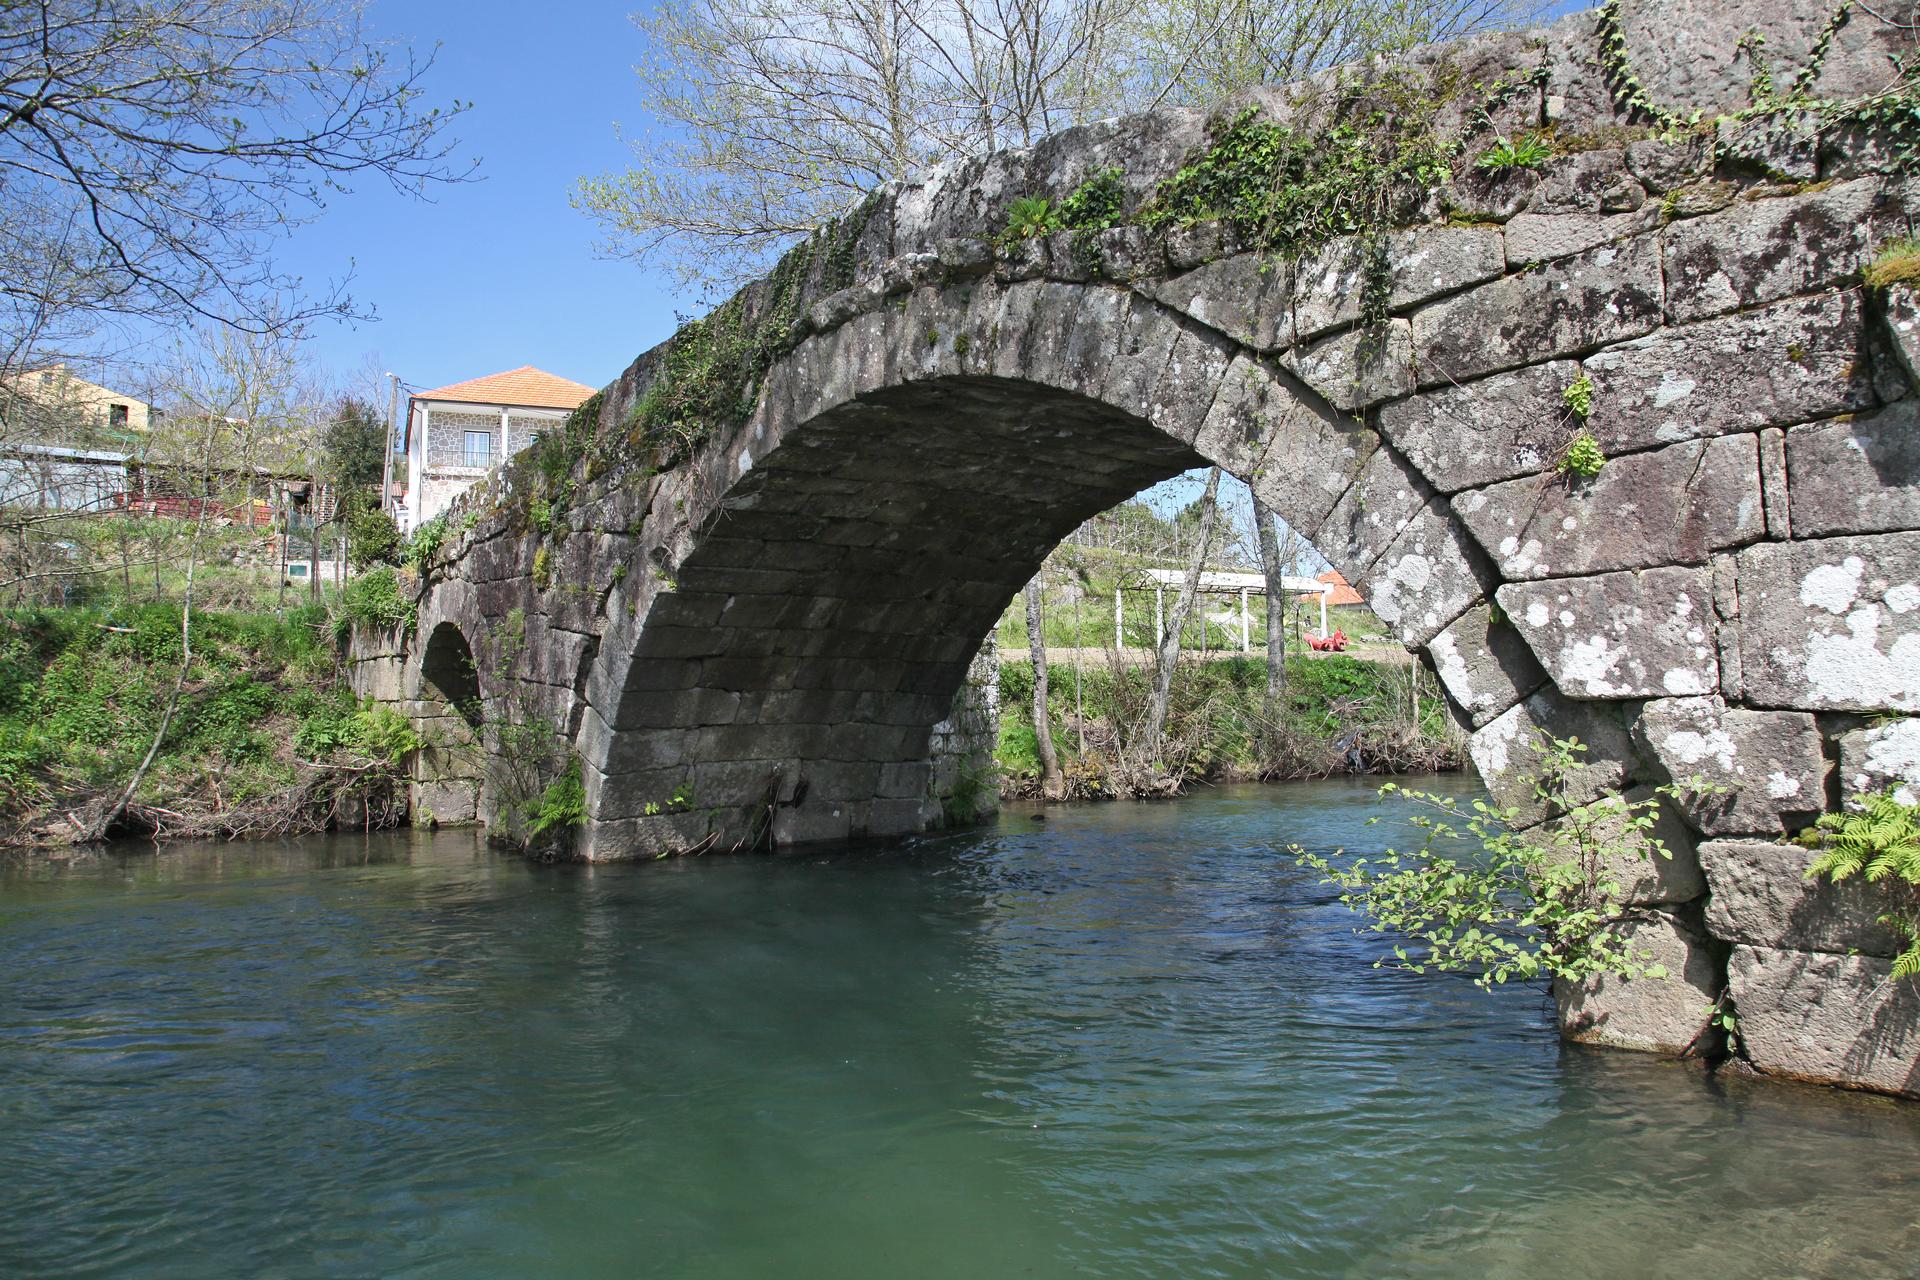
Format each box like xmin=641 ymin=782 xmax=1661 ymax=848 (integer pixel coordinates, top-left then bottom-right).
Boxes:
xmin=412 ymin=778 xmax=480 ymax=827
xmin=1524 ymin=149 xmax=1644 ymax=216
xmin=1625 ymin=135 xmax=1711 ymax=191
xmin=1784 ymin=400 xmax=1920 ymax=538
xmin=1661 ymin=180 xmax=1882 ymax=322
xmin=1701 ymin=839 xmax=1907 ymax=956
xmin=1714 ymin=110 xmax=1822 ymax=181
xmin=1733 ymin=532 xmax=1920 ymax=712
xmin=1456 ymin=434 xmax=1761 ymax=581
xmin=1211 ymin=356 xmax=1376 ymax=536
xmin=1616 ymin=0 xmax=1913 ymax=116
xmin=1503 ymin=207 xmax=1658 ymax=267
xmin=1881 ymin=282 xmax=1920 ymax=391
xmin=1631 ymin=697 xmax=1826 ymax=835
xmin=1730 ymin=945 xmax=1920 ymax=1098
xmin=1442 ymin=165 xmax=1539 ymax=222
xmin=1358 ymin=499 xmax=1491 ymax=647
xmin=1554 ymin=913 xmax=1721 ymax=1054
xmin=1580 ymin=290 xmax=1877 ymax=455
xmin=1284 ymin=320 xmax=1414 ymax=411
xmin=1498 ymin=567 xmax=1720 ymax=700
xmin=1838 ymin=718 xmax=1920 ymax=805
xmin=1309 ymin=444 xmax=1431 ymax=579
xmin=1142 ymin=254 xmax=1293 ymax=352
xmin=1426 ymin=603 xmax=1547 ymax=727
xmin=1290 ymin=225 xmax=1506 ymax=340
xmin=1376 ymin=361 xmax=1577 ymax=493
xmin=1469 ymin=689 xmax=1639 ymax=823
xmin=1757 ymin=426 xmax=1789 ymax=539
xmin=1413 ymin=235 xmax=1664 ymax=384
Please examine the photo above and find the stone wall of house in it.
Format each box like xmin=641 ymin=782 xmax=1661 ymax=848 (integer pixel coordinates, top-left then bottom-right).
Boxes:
xmin=427 ymin=411 xmax=498 ymax=469
xmin=363 ymin=0 xmax=1920 ymax=1097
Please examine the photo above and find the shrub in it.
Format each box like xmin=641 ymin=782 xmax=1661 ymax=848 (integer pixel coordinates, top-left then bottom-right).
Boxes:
xmin=1293 ymin=734 xmax=1697 ymax=988
xmin=406 ymin=514 xmax=450 ymax=575
xmin=339 ymin=567 xmax=415 ymax=636
xmin=345 ymin=502 xmax=403 ymax=568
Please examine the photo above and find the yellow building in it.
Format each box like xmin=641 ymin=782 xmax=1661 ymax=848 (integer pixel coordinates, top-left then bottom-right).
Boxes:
xmin=2 ymin=363 xmax=151 ymax=439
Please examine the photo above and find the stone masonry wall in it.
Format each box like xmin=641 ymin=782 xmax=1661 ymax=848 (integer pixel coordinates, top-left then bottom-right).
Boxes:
xmin=374 ymin=0 xmax=1920 ymax=1096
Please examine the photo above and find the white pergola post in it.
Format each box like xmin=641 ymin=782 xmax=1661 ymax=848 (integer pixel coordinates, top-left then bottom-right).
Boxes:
xmin=1319 ymin=587 xmax=1331 ymax=639
xmin=1154 ymin=586 xmax=1165 ymax=646
xmin=1239 ymin=588 xmax=1250 ymax=652
xmin=1114 ymin=588 xmax=1123 ymax=650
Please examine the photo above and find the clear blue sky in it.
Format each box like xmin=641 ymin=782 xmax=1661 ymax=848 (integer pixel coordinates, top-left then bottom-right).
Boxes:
xmin=238 ymin=0 xmax=1586 ymax=405
xmin=273 ymin=0 xmax=684 ymax=399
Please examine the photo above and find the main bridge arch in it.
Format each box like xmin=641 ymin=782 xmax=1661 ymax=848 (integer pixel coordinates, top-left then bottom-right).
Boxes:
xmin=379 ymin=0 xmax=1920 ymax=1086
xmin=583 ymin=279 xmax=1469 ymax=852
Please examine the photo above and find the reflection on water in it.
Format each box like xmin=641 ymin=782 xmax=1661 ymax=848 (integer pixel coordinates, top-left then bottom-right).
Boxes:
xmin=1 ymin=778 xmax=1915 ymax=1279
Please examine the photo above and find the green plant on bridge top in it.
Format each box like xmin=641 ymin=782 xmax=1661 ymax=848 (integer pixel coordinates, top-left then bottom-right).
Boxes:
xmin=1001 ymin=195 xmax=1060 ymax=242
xmin=1293 ymin=734 xmax=1700 ymax=989
xmin=1475 ymin=131 xmax=1553 ymax=171
xmin=1139 ymin=68 xmax=1457 ymax=328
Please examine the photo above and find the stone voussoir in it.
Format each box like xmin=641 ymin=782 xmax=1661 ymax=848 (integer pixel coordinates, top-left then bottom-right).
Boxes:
xmin=1497 ymin=566 xmax=1720 ymax=700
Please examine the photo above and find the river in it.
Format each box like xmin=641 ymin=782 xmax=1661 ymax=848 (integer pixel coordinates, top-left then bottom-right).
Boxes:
xmin=2 ymin=777 xmax=1916 ymax=1278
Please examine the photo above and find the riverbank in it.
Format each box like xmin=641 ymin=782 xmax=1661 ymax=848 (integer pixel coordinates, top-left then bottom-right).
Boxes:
xmin=0 ymin=601 xmax=412 ymax=848
xmin=994 ymin=651 xmax=1463 ymax=799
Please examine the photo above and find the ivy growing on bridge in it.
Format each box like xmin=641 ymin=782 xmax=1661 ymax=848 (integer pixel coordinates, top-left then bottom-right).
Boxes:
xmin=623 ymin=195 xmax=877 ymax=470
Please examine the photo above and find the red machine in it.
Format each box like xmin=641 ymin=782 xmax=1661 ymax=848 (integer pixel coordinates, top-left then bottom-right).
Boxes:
xmin=1307 ymin=628 xmax=1348 ymax=653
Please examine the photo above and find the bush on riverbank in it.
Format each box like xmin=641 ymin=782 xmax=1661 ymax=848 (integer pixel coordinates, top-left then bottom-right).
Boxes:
xmin=995 ymin=652 xmax=1462 ymax=799
xmin=0 ymin=603 xmax=411 ymax=847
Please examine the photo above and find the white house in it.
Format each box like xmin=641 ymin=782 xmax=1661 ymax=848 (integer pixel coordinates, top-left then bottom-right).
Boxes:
xmin=401 ymin=365 xmax=596 ymax=532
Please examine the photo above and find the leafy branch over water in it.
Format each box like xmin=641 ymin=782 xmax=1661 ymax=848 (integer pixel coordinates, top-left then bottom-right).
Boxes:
xmin=1294 ymin=735 xmax=1708 ymax=988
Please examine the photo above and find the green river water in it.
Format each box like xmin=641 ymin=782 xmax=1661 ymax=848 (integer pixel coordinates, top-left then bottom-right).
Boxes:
xmin=2 ymin=777 xmax=1917 ymax=1278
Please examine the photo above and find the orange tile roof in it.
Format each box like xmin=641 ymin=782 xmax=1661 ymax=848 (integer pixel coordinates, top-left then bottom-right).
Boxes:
xmin=1317 ymin=569 xmax=1365 ymax=607
xmin=413 ymin=365 xmax=596 ymax=410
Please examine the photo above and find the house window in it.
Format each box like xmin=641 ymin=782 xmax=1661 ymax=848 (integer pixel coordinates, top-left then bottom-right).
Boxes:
xmin=462 ymin=431 xmax=494 ymax=468
xmin=108 ymin=404 xmax=129 ymax=430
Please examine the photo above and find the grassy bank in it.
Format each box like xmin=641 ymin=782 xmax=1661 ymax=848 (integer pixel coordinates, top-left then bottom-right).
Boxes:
xmin=995 ymin=651 xmax=1463 ymax=798
xmin=0 ymin=602 xmax=414 ymax=847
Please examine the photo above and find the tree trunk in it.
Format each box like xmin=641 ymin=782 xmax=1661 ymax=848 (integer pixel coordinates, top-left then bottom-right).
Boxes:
xmin=1025 ymin=576 xmax=1065 ymax=801
xmin=1251 ymin=492 xmax=1289 ymax=749
xmin=88 ymin=509 xmax=205 ymax=841
xmin=1137 ymin=467 xmax=1222 ymax=771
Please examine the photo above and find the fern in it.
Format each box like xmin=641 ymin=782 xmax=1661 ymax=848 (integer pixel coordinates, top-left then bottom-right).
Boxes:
xmin=1808 ymin=791 xmax=1920 ymax=882
xmin=1893 ymin=928 xmax=1920 ymax=981
xmin=1806 ymin=791 xmax=1920 ymax=982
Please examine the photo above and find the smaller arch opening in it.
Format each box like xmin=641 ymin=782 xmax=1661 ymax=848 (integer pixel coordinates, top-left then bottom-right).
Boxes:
xmin=421 ymin=621 xmax=483 ymax=730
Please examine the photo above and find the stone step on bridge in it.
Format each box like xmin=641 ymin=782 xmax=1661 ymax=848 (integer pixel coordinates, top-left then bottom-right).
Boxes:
xmin=351 ymin=0 xmax=1920 ymax=1095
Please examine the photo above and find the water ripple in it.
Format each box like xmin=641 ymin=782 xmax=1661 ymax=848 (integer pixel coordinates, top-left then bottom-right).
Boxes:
xmin=1 ymin=781 xmax=1917 ymax=1278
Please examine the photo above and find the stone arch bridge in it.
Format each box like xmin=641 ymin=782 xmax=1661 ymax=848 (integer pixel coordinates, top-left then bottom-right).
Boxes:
xmin=353 ymin=0 xmax=1920 ymax=1091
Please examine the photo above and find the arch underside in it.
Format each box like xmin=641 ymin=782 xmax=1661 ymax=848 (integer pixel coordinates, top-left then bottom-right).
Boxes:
xmin=591 ymin=376 xmax=1205 ymax=844
xmin=591 ymin=376 xmax=1208 ymax=849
